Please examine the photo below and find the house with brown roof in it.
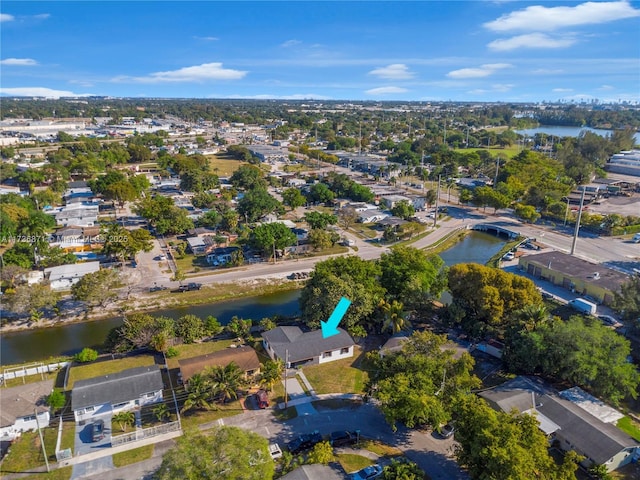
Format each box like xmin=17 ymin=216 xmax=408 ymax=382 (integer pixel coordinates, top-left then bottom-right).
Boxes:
xmin=178 ymin=346 xmax=261 ymax=385
xmin=0 ymin=380 xmax=53 ymax=440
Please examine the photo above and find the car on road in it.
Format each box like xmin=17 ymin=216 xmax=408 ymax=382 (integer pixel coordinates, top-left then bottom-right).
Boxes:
xmin=502 ymin=251 xmax=515 ymax=261
xmin=287 ymin=431 xmax=322 ymax=454
xmin=91 ymin=419 xmax=104 ymax=442
xmin=348 ymin=464 xmax=383 ymax=480
xmin=156 ymin=254 xmax=167 ymax=261
xmin=178 ymin=282 xmax=202 ymax=292
xmin=597 ymin=315 xmax=622 ymax=328
xmin=329 ymin=430 xmax=359 ymax=447
xmin=149 ymin=285 xmax=168 ymax=292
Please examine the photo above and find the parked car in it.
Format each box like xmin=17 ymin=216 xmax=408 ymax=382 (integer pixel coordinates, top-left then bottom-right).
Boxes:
xmin=439 ymin=422 xmax=455 ymax=438
xmin=502 ymin=251 xmax=515 ymax=261
xmin=597 ymin=315 xmax=622 ymax=328
xmin=329 ymin=430 xmax=359 ymax=447
xmin=91 ymin=419 xmax=104 ymax=442
xmin=348 ymin=464 xmax=383 ymax=480
xmin=178 ymin=282 xmax=202 ymax=292
xmin=255 ymin=390 xmax=269 ymax=409
xmin=156 ymin=254 xmax=167 ymax=261
xmin=149 ymin=285 xmax=168 ymax=292
xmin=269 ymin=443 xmax=283 ymax=460
xmin=287 ymin=431 xmax=322 ymax=454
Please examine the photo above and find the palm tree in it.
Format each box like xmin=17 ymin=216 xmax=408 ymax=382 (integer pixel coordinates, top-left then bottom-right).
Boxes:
xmin=207 ymin=362 xmax=246 ymax=404
xmin=181 ymin=373 xmax=216 ymax=413
xmin=259 ymin=360 xmax=284 ymax=392
xmin=112 ymin=411 xmax=135 ymax=432
xmin=516 ymin=304 xmax=550 ymax=332
xmin=380 ymin=299 xmax=411 ymax=334
xmin=152 ymin=403 xmax=170 ymax=422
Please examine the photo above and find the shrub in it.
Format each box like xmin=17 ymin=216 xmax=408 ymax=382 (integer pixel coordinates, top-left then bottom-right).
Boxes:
xmin=166 ymin=347 xmax=179 ymax=358
xmin=74 ymin=347 xmax=98 ymax=363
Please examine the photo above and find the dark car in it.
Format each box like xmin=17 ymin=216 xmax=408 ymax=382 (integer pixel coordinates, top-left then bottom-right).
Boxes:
xmin=178 ymin=282 xmax=202 ymax=292
xmin=91 ymin=419 xmax=104 ymax=442
xmin=330 ymin=430 xmax=359 ymax=447
xmin=287 ymin=430 xmax=322 ymax=454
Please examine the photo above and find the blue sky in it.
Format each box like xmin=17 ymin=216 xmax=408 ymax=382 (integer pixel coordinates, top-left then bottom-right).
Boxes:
xmin=1 ymin=1 xmax=639 ymax=102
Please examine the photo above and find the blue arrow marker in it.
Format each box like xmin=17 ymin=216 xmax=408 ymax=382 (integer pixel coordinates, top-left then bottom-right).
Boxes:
xmin=321 ymin=297 xmax=351 ymax=339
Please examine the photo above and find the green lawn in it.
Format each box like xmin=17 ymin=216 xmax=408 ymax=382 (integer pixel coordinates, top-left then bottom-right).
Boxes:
xmin=617 ymin=416 xmax=640 ymax=441
xmin=453 ymin=145 xmax=521 ymax=159
xmin=206 ymin=154 xmax=248 ymax=176
xmin=3 ymin=370 xmax=61 ymax=389
xmin=67 ymin=355 xmax=156 ymax=389
xmin=0 ymin=425 xmax=60 ymax=474
xmin=360 ymin=439 xmax=403 ymax=457
xmin=301 ymin=347 xmax=370 ymax=395
xmin=16 ymin=467 xmax=73 ymax=480
xmin=336 ymin=453 xmax=374 ymax=473
xmin=112 ymin=444 xmax=155 ymax=468
xmin=180 ymin=399 xmax=244 ymax=430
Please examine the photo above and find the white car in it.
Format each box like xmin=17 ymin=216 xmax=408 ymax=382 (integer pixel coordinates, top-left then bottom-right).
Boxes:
xmin=269 ymin=443 xmax=283 ymax=460
xmin=502 ymin=252 xmax=515 ymax=261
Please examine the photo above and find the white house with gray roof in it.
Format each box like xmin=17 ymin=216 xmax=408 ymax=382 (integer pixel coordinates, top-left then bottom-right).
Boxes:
xmin=479 ymin=377 xmax=639 ymax=472
xmin=261 ymin=326 xmax=355 ymax=367
xmin=44 ymin=261 xmax=101 ymax=291
xmin=71 ymin=366 xmax=163 ymax=422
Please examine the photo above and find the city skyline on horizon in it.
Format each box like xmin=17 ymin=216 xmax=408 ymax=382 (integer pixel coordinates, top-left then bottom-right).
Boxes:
xmin=1 ymin=1 xmax=639 ymax=104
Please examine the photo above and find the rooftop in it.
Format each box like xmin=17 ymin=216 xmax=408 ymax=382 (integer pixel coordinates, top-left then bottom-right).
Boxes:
xmin=262 ymin=326 xmax=355 ymax=363
xmin=0 ymin=379 xmax=54 ymax=427
xmin=178 ymin=346 xmax=261 ymax=382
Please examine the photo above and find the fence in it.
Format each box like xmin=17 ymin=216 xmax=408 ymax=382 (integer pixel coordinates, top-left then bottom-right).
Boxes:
xmin=1 ymin=361 xmax=69 ymax=385
xmin=111 ymin=421 xmax=181 ymax=447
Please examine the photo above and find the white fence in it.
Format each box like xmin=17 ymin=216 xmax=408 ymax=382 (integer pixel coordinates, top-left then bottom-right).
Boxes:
xmin=1 ymin=361 xmax=69 ymax=385
xmin=111 ymin=421 xmax=181 ymax=447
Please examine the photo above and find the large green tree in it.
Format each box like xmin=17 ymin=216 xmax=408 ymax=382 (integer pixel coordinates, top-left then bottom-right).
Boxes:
xmin=154 ymin=427 xmax=274 ymax=480
xmin=237 ymin=188 xmax=282 ymax=223
xmin=378 ymin=247 xmax=447 ymax=306
xmin=250 ymin=222 xmax=297 ymax=258
xmin=369 ymin=331 xmax=480 ymax=431
xmin=613 ymin=276 xmax=640 ymax=328
xmin=71 ymin=268 xmax=122 ymax=308
xmin=447 ymin=263 xmax=542 ymax=338
xmin=134 ymin=195 xmax=194 ymax=235
xmin=281 ymin=188 xmax=306 ymax=209
xmin=300 ymin=256 xmax=384 ymax=336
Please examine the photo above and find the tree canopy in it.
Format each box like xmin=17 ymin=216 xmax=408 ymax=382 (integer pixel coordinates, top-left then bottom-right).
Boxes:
xmin=250 ymin=222 xmax=297 ymax=257
xmin=154 ymin=427 xmax=273 ymax=480
xmin=71 ymin=268 xmax=122 ymax=308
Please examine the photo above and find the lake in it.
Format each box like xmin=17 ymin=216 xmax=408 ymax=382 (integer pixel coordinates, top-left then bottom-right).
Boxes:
xmin=515 ymin=126 xmax=640 ymax=143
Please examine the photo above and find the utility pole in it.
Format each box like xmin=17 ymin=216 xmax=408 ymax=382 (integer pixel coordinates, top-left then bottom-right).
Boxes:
xmin=284 ymin=349 xmax=289 ymax=409
xmin=433 ymin=175 xmax=441 ymax=228
xmin=35 ymin=409 xmax=50 ymax=472
xmin=493 ymin=157 xmax=500 ymax=188
xmin=570 ymin=189 xmax=586 ymax=255
xmin=563 ymin=197 xmax=571 ymax=227
xmin=273 ymin=240 xmax=277 ymax=264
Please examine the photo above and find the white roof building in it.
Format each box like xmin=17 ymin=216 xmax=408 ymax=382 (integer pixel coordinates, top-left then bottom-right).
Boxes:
xmin=44 ymin=261 xmax=101 ymax=290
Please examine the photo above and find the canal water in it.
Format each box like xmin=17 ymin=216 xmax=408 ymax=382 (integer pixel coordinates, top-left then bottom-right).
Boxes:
xmin=0 ymin=231 xmax=504 ymax=364
xmin=515 ymin=125 xmax=640 ymax=143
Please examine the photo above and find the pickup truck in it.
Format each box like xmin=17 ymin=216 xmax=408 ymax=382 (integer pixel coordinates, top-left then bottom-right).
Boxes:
xmin=178 ymin=282 xmax=202 ymax=292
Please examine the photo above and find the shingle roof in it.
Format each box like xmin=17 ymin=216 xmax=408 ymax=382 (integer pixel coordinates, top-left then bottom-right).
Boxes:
xmin=479 ymin=379 xmax=638 ymax=465
xmin=0 ymin=380 xmax=53 ymax=427
xmin=178 ymin=346 xmax=261 ymax=382
xmin=279 ymin=464 xmax=344 ymax=480
xmin=71 ymin=366 xmax=163 ymax=411
xmin=261 ymin=326 xmax=354 ymax=363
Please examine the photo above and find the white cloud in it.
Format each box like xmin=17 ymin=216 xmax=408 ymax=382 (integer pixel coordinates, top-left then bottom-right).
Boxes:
xmin=484 ymin=1 xmax=640 ymax=32
xmin=447 ymin=63 xmax=511 ymax=79
xmin=1 ymin=58 xmax=38 ymax=66
xmin=220 ymin=93 xmax=331 ymax=100
xmin=531 ymin=68 xmax=564 ymax=75
xmin=0 ymin=13 xmax=15 ymax=22
xmin=552 ymin=88 xmax=574 ymax=92
xmin=34 ymin=14 xmax=50 ymax=20
xmin=598 ymin=85 xmax=615 ymax=90
xmin=365 ymin=86 xmax=408 ymax=95
xmin=368 ymin=64 xmax=415 ymax=80
xmin=113 ymin=63 xmax=247 ymax=83
xmin=0 ymin=87 xmax=95 ymax=98
xmin=194 ymin=36 xmax=219 ymax=41
xmin=488 ymin=33 xmax=576 ymax=51
xmin=281 ymin=39 xmax=302 ymax=48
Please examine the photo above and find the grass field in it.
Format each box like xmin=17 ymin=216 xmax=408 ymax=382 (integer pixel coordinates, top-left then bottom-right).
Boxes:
xmin=336 ymin=453 xmax=374 ymax=473
xmin=617 ymin=416 xmax=640 ymax=441
xmin=180 ymin=399 xmax=244 ymax=430
xmin=301 ymin=347 xmax=370 ymax=395
xmin=453 ymin=145 xmax=521 ymax=159
xmin=206 ymin=154 xmax=248 ymax=176
xmin=67 ymin=355 xmax=156 ymax=389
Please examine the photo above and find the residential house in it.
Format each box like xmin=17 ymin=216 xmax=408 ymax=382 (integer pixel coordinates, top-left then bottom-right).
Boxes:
xmin=47 ymin=203 xmax=100 ymax=227
xmin=279 ymin=464 xmax=344 ymax=480
xmin=518 ymin=251 xmax=630 ymax=305
xmin=0 ymin=380 xmax=53 ymax=440
xmin=178 ymin=346 xmax=261 ymax=385
xmin=479 ymin=377 xmax=639 ymax=472
xmin=379 ymin=333 xmax=410 ymax=357
xmin=44 ymin=261 xmax=101 ymax=290
xmin=380 ymin=194 xmax=411 ymax=209
xmin=49 ymin=226 xmax=102 ymax=253
xmin=206 ymin=246 xmax=240 ymax=265
xmin=186 ymin=236 xmax=217 ymax=255
xmin=71 ymin=366 xmax=164 ymax=422
xmin=358 ymin=209 xmax=389 ymax=224
xmin=262 ymin=326 xmax=355 ymax=367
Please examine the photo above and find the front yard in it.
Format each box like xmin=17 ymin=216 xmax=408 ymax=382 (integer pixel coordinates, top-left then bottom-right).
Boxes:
xmin=66 ymin=355 xmax=156 ymax=389
xmin=301 ymin=347 xmax=372 ymax=395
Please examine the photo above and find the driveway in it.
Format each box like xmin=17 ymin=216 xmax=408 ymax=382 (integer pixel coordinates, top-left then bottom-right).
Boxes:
xmin=71 ymin=415 xmax=114 ymax=479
